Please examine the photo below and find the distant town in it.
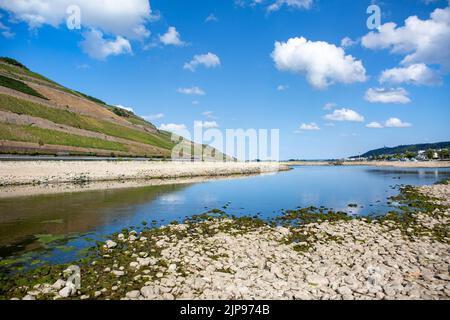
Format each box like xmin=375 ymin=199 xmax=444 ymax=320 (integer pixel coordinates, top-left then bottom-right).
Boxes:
xmin=348 ymin=141 xmax=450 ymax=162
xmin=349 ymin=148 xmax=450 ymax=162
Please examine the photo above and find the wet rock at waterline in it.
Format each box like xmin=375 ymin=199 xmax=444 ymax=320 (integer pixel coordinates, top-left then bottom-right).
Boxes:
xmin=2 ymin=183 xmax=450 ymax=300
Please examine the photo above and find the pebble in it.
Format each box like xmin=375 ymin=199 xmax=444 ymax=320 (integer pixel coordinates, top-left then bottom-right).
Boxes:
xmin=105 ymin=240 xmax=117 ymax=249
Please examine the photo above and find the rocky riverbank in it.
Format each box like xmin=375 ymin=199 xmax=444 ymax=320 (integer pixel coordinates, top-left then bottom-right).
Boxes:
xmin=1 ymin=182 xmax=449 ymax=300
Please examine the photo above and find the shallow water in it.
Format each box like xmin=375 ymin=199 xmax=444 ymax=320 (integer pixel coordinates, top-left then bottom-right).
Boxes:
xmin=0 ymin=165 xmax=449 ymax=266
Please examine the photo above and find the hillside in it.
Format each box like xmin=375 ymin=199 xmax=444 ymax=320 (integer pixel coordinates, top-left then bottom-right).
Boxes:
xmin=356 ymin=141 xmax=450 ymax=158
xmin=0 ymin=57 xmax=217 ymax=159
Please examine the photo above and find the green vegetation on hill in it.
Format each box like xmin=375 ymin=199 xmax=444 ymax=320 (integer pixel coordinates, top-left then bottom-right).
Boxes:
xmin=0 ymin=94 xmax=174 ymax=150
xmin=0 ymin=59 xmax=61 ymax=88
xmin=357 ymin=142 xmax=450 ymax=159
xmin=0 ymin=123 xmax=127 ymax=152
xmin=74 ymin=90 xmax=107 ymax=105
xmin=0 ymin=57 xmax=29 ymax=70
xmin=0 ymin=56 xmax=221 ymax=158
xmin=0 ymin=75 xmax=47 ymax=99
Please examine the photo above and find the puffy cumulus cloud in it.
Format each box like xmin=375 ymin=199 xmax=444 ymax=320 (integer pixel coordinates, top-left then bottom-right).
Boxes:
xmin=177 ymin=87 xmax=206 ymax=96
xmin=0 ymin=0 xmax=152 ymax=39
xmin=271 ymin=37 xmax=367 ymax=89
xmin=323 ymin=108 xmax=364 ymax=122
xmin=0 ymin=0 xmax=155 ymax=59
xmin=299 ymin=122 xmax=320 ymax=131
xmin=194 ymin=121 xmax=219 ymax=129
xmin=81 ymin=29 xmax=132 ymax=60
xmin=366 ymin=122 xmax=384 ymax=129
xmin=159 ymin=26 xmax=185 ymax=46
xmin=379 ymin=63 xmax=441 ymax=86
xmin=365 ymin=118 xmax=412 ymax=128
xmin=361 ymin=4 xmax=450 ymax=69
xmin=184 ymin=53 xmax=221 ymax=72
xmin=159 ymin=123 xmax=187 ymax=134
xmin=364 ymin=88 xmax=411 ymax=104
xmin=385 ymin=117 xmax=412 ymax=128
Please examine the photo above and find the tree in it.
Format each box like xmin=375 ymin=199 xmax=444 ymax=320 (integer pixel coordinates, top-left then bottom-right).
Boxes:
xmin=426 ymin=149 xmax=435 ymax=160
xmin=405 ymin=151 xmax=415 ymax=160
xmin=438 ymin=149 xmax=449 ymax=159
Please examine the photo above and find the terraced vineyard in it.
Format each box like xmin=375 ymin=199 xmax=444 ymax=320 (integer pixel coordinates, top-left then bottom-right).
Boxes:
xmin=0 ymin=57 xmax=213 ymax=158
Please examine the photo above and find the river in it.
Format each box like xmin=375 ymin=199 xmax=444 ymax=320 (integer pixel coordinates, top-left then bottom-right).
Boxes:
xmin=0 ymin=165 xmax=449 ymax=269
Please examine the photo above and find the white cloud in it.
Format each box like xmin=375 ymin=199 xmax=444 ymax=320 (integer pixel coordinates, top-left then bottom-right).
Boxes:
xmin=361 ymin=4 xmax=450 ymax=69
xmin=277 ymin=84 xmax=289 ymax=91
xmin=366 ymin=118 xmax=412 ymax=129
xmin=0 ymin=14 xmax=14 ymax=38
xmin=177 ymin=87 xmax=206 ymax=96
xmin=323 ymin=102 xmax=337 ymax=110
xmin=143 ymin=113 xmax=164 ymax=121
xmin=366 ymin=122 xmax=384 ymax=129
xmin=236 ymin=0 xmax=313 ymax=12
xmin=202 ymin=111 xmax=218 ymax=119
xmin=364 ymin=87 xmax=411 ymax=104
xmin=194 ymin=121 xmax=219 ymax=129
xmin=159 ymin=26 xmax=185 ymax=46
xmin=340 ymin=36 xmax=357 ymax=48
xmin=385 ymin=117 xmax=412 ymax=128
xmin=299 ymin=122 xmax=320 ymax=131
xmin=184 ymin=53 xmax=221 ymax=72
xmin=379 ymin=63 xmax=441 ymax=86
xmin=268 ymin=0 xmax=313 ymax=12
xmin=271 ymin=37 xmax=367 ymax=89
xmin=0 ymin=0 xmax=152 ymax=39
xmin=205 ymin=13 xmax=218 ymax=22
xmin=324 ymin=108 xmax=364 ymax=122
xmin=115 ymin=104 xmax=134 ymax=113
xmin=81 ymin=29 xmax=132 ymax=60
xmin=159 ymin=123 xmax=187 ymax=134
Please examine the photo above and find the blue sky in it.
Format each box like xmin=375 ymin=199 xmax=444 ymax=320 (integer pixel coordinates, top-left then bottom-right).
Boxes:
xmin=0 ymin=0 xmax=449 ymax=159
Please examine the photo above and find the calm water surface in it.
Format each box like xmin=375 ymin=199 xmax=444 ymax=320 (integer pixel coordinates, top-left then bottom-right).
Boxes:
xmin=0 ymin=165 xmax=449 ymax=266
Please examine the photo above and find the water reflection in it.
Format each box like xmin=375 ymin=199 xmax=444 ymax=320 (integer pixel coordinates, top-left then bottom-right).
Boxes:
xmin=0 ymin=166 xmax=449 ymax=261
xmin=0 ymin=184 xmax=190 ymax=255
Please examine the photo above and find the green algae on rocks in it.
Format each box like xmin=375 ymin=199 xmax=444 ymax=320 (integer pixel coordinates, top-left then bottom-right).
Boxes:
xmin=0 ymin=183 xmax=448 ymax=300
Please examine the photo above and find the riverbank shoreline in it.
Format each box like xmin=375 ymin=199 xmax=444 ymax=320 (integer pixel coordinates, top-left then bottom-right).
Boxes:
xmin=0 ymin=160 xmax=288 ymax=188
xmin=284 ymin=160 xmax=450 ymax=168
xmin=1 ymin=180 xmax=449 ymax=300
xmin=0 ymin=172 xmax=277 ymax=199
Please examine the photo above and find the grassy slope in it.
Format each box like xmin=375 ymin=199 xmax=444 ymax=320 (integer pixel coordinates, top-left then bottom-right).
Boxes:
xmin=0 ymin=75 xmax=47 ymax=99
xmin=0 ymin=123 xmax=127 ymax=152
xmin=0 ymin=95 xmax=174 ymax=150
xmin=0 ymin=58 xmax=178 ymax=157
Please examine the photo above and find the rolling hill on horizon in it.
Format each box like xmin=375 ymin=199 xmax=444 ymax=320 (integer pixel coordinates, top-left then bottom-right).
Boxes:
xmin=0 ymin=57 xmax=220 ymax=159
xmin=354 ymin=141 xmax=450 ymax=158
